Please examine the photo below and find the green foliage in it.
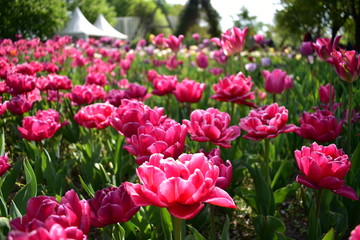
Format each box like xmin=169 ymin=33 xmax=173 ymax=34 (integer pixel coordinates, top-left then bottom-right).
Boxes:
xmin=0 ymin=0 xmax=67 ymax=39
xmin=69 ymin=0 xmax=117 ymax=26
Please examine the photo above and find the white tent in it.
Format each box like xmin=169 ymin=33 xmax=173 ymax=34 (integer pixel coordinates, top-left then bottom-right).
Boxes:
xmin=58 ymin=8 xmax=106 ymax=39
xmin=94 ymin=14 xmax=128 ymax=40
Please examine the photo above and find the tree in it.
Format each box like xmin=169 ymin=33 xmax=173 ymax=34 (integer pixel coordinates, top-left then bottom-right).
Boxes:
xmin=175 ymin=0 xmax=221 ymax=37
xmin=233 ymin=7 xmax=265 ymax=36
xmin=0 ymin=0 xmax=67 ymax=40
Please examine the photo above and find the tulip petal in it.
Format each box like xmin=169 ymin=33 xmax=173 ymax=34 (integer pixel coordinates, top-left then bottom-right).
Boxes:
xmin=296 ymin=175 xmax=319 ymax=189
xmin=167 ymin=202 xmax=204 ymax=220
xmin=332 ymin=185 xmax=359 ymax=200
xmin=202 ymin=187 xmax=236 ymax=208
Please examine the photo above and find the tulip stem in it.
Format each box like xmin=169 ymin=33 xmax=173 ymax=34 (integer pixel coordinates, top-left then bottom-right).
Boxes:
xmin=172 ymin=216 xmax=184 ymax=240
xmin=210 ymin=205 xmax=216 ymax=240
xmin=347 ymin=82 xmax=353 ymax=154
xmin=315 ymin=189 xmax=323 ymax=239
xmin=264 ymin=138 xmax=271 ymax=185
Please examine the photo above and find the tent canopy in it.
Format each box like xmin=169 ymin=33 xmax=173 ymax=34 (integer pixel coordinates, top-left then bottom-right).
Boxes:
xmin=58 ymin=7 xmax=106 ymax=39
xmin=94 ymin=14 xmax=128 ymax=40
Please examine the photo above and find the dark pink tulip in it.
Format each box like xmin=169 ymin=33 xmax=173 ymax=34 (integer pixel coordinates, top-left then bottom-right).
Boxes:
xmin=110 ymin=99 xmax=166 ymax=138
xmin=5 ymin=73 xmax=36 ymax=94
xmin=350 ymin=225 xmax=360 ymax=240
xmin=9 ymin=190 xmax=90 ymax=239
xmin=296 ymin=110 xmax=342 ymax=143
xmin=74 ymin=103 xmax=115 ymax=129
xmin=165 ymin=55 xmax=183 ymax=70
xmin=8 ymin=95 xmax=33 ymax=115
xmin=196 ymin=52 xmax=209 ymax=69
xmin=209 ymin=67 xmax=223 ymax=76
xmin=183 ymin=108 xmax=240 ymax=148
xmin=239 ymin=103 xmax=298 ymax=141
xmin=124 ymin=153 xmax=236 ymax=220
xmin=152 ymin=33 xmax=166 ymax=48
xmin=220 ymin=27 xmax=248 ymax=56
xmin=295 ymin=142 xmax=358 ymax=200
xmin=173 ymin=79 xmax=205 ymax=103
xmin=85 ymin=73 xmax=107 ymax=86
xmin=18 ymin=109 xmax=63 ymax=141
xmin=0 ymin=153 xmax=10 ymax=177
xmin=312 ymin=38 xmax=332 ymax=60
xmin=42 ymin=62 xmax=59 ymax=73
xmin=327 ymin=49 xmax=360 ymax=83
xmin=120 ymin=59 xmax=131 ymax=72
xmin=212 ymin=50 xmax=228 ymax=65
xmin=36 ymin=74 xmax=72 ymax=91
xmin=152 ymin=75 xmax=178 ymax=96
xmin=147 ymin=69 xmax=158 ymax=83
xmin=0 ymin=99 xmax=8 ymax=116
xmin=253 ymin=34 xmax=264 ymax=45
xmin=104 ymin=89 xmax=127 ymax=107
xmin=299 ymin=41 xmax=313 ymax=56
xmin=192 ymin=33 xmax=200 ymax=41
xmin=68 ymin=84 xmax=105 ymax=105
xmin=319 ymin=83 xmax=335 ymax=104
xmin=211 ymin=72 xmax=257 ymax=107
xmin=165 ymin=35 xmax=184 ymax=52
xmin=88 ymin=184 xmax=140 ymax=227
xmin=125 ymin=83 xmax=149 ymax=101
xmin=124 ymin=119 xmax=187 ymax=165
xmin=200 ymin=149 xmax=232 ymax=190
xmin=263 ymin=69 xmax=292 ymax=94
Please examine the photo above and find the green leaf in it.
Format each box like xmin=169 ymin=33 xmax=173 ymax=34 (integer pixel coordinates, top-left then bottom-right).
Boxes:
xmin=350 ymin=142 xmax=360 ymax=176
xmin=1 ymin=159 xmax=22 ymax=200
xmin=0 ymin=189 xmax=7 ymax=217
xmin=274 ymin=183 xmax=300 ymax=206
xmin=321 ymin=228 xmax=334 ymax=240
xmin=221 ymin=215 xmax=230 ymax=240
xmin=253 ymin=215 xmax=286 ymax=240
xmin=79 ymin=175 xmax=95 ymax=198
xmin=9 ymin=200 xmax=22 ymax=219
xmin=187 ymin=224 xmax=206 ymax=240
xmin=160 ymin=208 xmax=173 ymax=240
xmin=0 ymin=128 xmax=5 ymax=156
xmin=244 ymin=162 xmax=275 ymax=216
xmin=12 ymin=160 xmax=37 ymax=214
xmin=112 ymin=223 xmax=125 ymax=240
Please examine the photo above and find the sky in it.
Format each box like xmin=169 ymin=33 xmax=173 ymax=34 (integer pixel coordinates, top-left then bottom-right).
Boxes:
xmin=166 ymin=0 xmax=283 ymax=32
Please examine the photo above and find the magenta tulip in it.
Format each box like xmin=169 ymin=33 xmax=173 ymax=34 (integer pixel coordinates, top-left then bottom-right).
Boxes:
xmin=74 ymin=103 xmax=115 ymax=129
xmin=124 ymin=153 xmax=236 ymax=220
xmin=88 ymin=184 xmax=140 ymax=227
xmin=173 ymin=79 xmax=205 ymax=103
xmin=152 ymin=75 xmax=178 ymax=96
xmin=263 ymin=69 xmax=292 ymax=94
xmin=296 ymin=110 xmax=342 ymax=143
xmin=183 ymin=108 xmax=240 ymax=148
xmin=196 ymin=52 xmax=209 ymax=69
xmin=239 ymin=103 xmax=298 ymax=141
xmin=211 ymin=73 xmax=257 ymax=107
xmin=295 ymin=142 xmax=358 ymax=200
xmin=220 ymin=27 xmax=248 ymax=56
xmin=327 ymin=49 xmax=360 ymax=83
xmin=350 ymin=225 xmax=360 ymax=240
xmin=0 ymin=153 xmax=10 ymax=177
xmin=318 ymin=83 xmax=335 ymax=104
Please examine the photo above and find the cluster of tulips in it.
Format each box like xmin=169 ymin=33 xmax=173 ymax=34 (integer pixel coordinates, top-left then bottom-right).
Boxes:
xmin=0 ymin=25 xmax=359 ymax=240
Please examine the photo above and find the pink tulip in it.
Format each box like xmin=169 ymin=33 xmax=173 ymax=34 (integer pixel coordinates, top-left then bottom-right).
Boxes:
xmin=220 ymin=27 xmax=248 ymax=56
xmin=200 ymin=149 xmax=232 ymax=190
xmin=350 ymin=225 xmax=360 ymax=240
xmin=8 ymin=95 xmax=33 ymax=115
xmin=68 ymin=84 xmax=105 ymax=105
xmin=152 ymin=75 xmax=178 ymax=96
xmin=183 ymin=108 xmax=240 ymax=148
xmin=85 ymin=73 xmax=107 ymax=86
xmin=318 ymin=83 xmax=335 ymax=104
xmin=299 ymin=41 xmax=313 ymax=56
xmin=104 ymin=89 xmax=127 ymax=107
xmin=18 ymin=109 xmax=64 ymax=141
xmin=165 ymin=55 xmax=183 ymax=70
xmin=147 ymin=69 xmax=158 ymax=83
xmin=152 ymin=33 xmax=166 ymax=48
xmin=296 ymin=110 xmax=342 ymax=143
xmin=9 ymin=190 xmax=90 ymax=239
xmin=88 ymin=184 xmax=140 ymax=227
xmin=5 ymin=73 xmax=36 ymax=94
xmin=327 ymin=49 xmax=360 ymax=83
xmin=295 ymin=142 xmax=358 ymax=200
xmin=196 ymin=52 xmax=209 ymax=69
xmin=0 ymin=153 xmax=10 ymax=177
xmin=209 ymin=67 xmax=223 ymax=76
xmin=253 ymin=34 xmax=264 ymax=45
xmin=74 ymin=103 xmax=115 ymax=129
xmin=165 ymin=35 xmax=184 ymax=52
xmin=110 ymin=99 xmax=166 ymax=138
xmin=124 ymin=119 xmax=187 ymax=165
xmin=124 ymin=153 xmax=236 ymax=220
xmin=211 ymin=72 xmax=257 ymax=107
xmin=263 ymin=69 xmax=292 ymax=94
xmin=239 ymin=103 xmax=298 ymax=141
xmin=312 ymin=38 xmax=332 ymax=60
xmin=125 ymin=83 xmax=149 ymax=101
xmin=212 ymin=50 xmax=228 ymax=65
xmin=173 ymin=79 xmax=205 ymax=103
